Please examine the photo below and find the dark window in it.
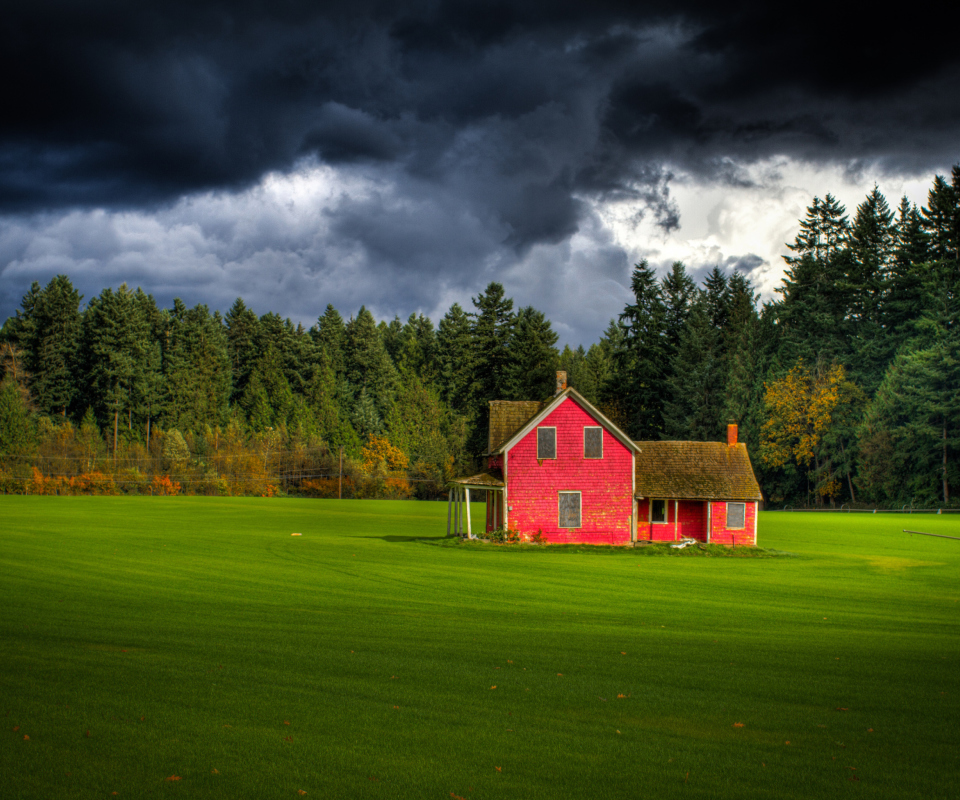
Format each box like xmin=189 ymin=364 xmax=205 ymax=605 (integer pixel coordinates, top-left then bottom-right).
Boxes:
xmin=559 ymin=492 xmax=581 ymax=528
xmin=651 ymin=499 xmax=667 ymax=523
xmin=537 ymin=427 xmax=556 ymax=459
xmin=584 ymin=426 xmax=603 ymax=459
xmin=727 ymin=502 xmax=746 ymax=529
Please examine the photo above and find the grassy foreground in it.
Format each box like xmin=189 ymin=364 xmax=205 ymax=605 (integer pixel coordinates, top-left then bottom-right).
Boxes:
xmin=1 ymin=499 xmax=958 ymax=799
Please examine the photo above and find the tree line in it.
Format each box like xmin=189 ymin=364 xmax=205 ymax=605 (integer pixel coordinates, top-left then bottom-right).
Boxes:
xmin=2 ymin=167 xmax=958 ymax=505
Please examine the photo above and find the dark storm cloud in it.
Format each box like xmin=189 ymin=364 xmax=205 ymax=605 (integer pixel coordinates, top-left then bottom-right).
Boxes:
xmin=2 ymin=1 xmax=958 ymax=341
xmin=5 ymin=1 xmax=957 ymax=209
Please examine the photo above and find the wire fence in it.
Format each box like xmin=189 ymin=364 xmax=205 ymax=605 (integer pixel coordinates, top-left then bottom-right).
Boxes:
xmin=779 ymin=505 xmax=960 ymax=514
xmin=0 ymin=448 xmax=458 ymax=498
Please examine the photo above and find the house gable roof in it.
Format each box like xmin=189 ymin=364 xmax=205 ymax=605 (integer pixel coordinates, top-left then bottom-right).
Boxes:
xmin=491 ymin=388 xmax=640 ymax=456
xmin=633 ymin=440 xmax=763 ymax=501
xmin=488 ymin=400 xmax=545 ymax=453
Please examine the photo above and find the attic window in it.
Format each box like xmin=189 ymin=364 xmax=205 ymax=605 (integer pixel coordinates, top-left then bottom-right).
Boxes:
xmin=727 ymin=502 xmax=746 ymax=529
xmin=537 ymin=427 xmax=556 ymax=459
xmin=650 ymin=499 xmax=667 ymax=524
xmin=559 ymin=492 xmax=581 ymax=528
xmin=584 ymin=426 xmax=603 ymax=459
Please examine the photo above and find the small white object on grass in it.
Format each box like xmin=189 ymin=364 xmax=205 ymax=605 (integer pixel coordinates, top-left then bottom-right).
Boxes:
xmin=291 ymin=533 xmax=302 ymax=536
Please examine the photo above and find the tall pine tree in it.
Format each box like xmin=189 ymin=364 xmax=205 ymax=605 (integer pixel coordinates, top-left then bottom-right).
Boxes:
xmin=616 ymin=261 xmax=666 ymax=439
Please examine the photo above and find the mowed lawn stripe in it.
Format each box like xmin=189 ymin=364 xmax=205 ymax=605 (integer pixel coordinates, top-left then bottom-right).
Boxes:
xmin=1 ymin=498 xmax=958 ymax=799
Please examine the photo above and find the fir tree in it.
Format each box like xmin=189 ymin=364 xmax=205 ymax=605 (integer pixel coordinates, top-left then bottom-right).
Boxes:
xmin=163 ymin=301 xmax=231 ymax=433
xmin=396 ymin=313 xmax=437 ymax=380
xmin=558 ymin=344 xmax=597 ymax=402
xmin=883 ymin=197 xmax=929 ymax=352
xmin=133 ymin=289 xmax=164 ymax=448
xmin=774 ymin=194 xmax=854 ymax=368
xmin=661 ymin=262 xmax=696 ymax=364
xmin=921 ymin=169 xmax=960 ymax=269
xmin=224 ymin=299 xmax=261 ymax=406
xmin=662 ymin=299 xmax=721 ymax=440
xmin=27 ymin=275 xmax=82 ymax=417
xmin=344 ymin=307 xmax=398 ymax=425
xmin=616 ymin=261 xmax=666 ymax=438
xmin=722 ymin=274 xmax=765 ymax=452
xmin=78 ymin=284 xmax=150 ymax=457
xmin=701 ymin=266 xmax=731 ymax=331
xmin=468 ymin=283 xmax=516 ymax=453
xmin=311 ymin=304 xmax=347 ymax=381
xmin=507 ymin=306 xmax=559 ymax=400
xmin=435 ymin=303 xmax=473 ymax=415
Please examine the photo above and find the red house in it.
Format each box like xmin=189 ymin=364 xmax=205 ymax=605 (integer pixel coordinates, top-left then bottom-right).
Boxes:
xmin=448 ymin=373 xmax=762 ymax=546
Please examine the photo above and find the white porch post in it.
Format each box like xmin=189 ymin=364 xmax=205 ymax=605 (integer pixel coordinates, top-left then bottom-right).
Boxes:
xmin=465 ymin=488 xmax=472 ymax=538
xmin=458 ymin=487 xmax=464 ymax=534
xmin=675 ymin=500 xmax=679 ymax=541
xmin=447 ymin=488 xmax=453 ymax=536
xmin=706 ymin=501 xmax=712 ymax=543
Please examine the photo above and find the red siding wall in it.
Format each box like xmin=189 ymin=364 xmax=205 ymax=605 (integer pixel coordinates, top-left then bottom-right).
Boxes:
xmin=635 ymin=499 xmax=706 ymax=541
xmin=505 ymin=398 xmax=633 ymax=545
xmin=679 ymin=501 xmax=707 ymax=541
xmin=708 ymin=501 xmax=757 ymax=546
xmin=635 ymin=499 xmax=755 ymax=545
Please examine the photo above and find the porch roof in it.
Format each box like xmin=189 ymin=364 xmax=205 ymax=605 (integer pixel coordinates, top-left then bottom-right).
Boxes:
xmin=633 ymin=441 xmax=763 ymax=501
xmin=450 ymin=471 xmax=505 ymax=488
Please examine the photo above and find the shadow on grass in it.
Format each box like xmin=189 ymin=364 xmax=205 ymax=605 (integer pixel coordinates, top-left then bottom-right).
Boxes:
xmin=363 ymin=534 xmax=457 ymax=543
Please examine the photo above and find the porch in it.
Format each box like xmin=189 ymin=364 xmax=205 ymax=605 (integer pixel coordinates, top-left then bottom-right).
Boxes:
xmin=447 ymin=472 xmax=505 ymax=538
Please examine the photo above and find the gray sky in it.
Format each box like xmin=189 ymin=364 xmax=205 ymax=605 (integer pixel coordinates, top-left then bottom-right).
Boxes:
xmin=2 ymin=1 xmax=957 ymax=345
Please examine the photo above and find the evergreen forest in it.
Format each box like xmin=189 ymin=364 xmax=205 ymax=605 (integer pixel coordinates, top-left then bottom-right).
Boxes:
xmin=2 ymin=168 xmax=959 ymax=507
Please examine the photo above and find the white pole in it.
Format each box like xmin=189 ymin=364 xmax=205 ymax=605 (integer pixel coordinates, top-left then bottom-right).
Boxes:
xmin=447 ymin=488 xmax=453 ymax=536
xmin=455 ymin=488 xmax=461 ymax=534
xmin=706 ymin=501 xmax=712 ymax=544
xmin=465 ymin=488 xmax=472 ymax=538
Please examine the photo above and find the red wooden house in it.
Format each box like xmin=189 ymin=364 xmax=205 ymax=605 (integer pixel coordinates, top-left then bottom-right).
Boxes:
xmin=448 ymin=373 xmax=762 ymax=546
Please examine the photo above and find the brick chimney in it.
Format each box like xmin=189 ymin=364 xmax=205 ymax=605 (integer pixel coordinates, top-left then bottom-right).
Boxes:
xmin=727 ymin=423 xmax=738 ymax=446
xmin=556 ymin=371 xmax=567 ymax=395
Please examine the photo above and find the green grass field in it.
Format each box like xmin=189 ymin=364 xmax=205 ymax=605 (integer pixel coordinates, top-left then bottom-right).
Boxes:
xmin=2 ymin=499 xmax=958 ymax=799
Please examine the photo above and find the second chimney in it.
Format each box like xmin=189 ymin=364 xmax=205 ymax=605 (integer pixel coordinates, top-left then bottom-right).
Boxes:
xmin=556 ymin=371 xmax=567 ymax=395
xmin=727 ymin=423 xmax=738 ymax=446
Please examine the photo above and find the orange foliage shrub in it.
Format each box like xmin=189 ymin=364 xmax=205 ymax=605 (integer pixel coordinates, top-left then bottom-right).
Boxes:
xmin=28 ymin=467 xmax=45 ymax=495
xmin=383 ymin=476 xmax=413 ymax=499
xmin=301 ymin=477 xmax=354 ymax=498
xmin=71 ymin=472 xmax=119 ymax=496
xmin=151 ymin=475 xmax=182 ymax=496
xmin=28 ymin=468 xmax=119 ymax=495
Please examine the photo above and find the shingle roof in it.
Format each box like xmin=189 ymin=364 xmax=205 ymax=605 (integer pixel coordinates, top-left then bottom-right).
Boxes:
xmin=450 ymin=471 xmax=505 ymax=488
xmin=488 ymin=400 xmax=544 ymax=453
xmin=633 ymin=441 xmax=763 ymax=501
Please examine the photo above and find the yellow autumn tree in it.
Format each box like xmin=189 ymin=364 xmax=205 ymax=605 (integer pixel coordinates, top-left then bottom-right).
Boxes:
xmin=359 ymin=434 xmax=411 ymax=498
xmin=361 ymin=435 xmax=409 ymax=472
xmin=760 ymin=360 xmax=851 ymax=500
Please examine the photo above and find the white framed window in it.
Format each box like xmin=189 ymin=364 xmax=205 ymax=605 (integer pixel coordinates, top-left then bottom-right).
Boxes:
xmin=726 ymin=502 xmax=746 ymax=529
xmin=559 ymin=491 xmax=581 ymax=528
xmin=537 ymin=427 xmax=557 ymax=459
xmin=584 ymin=426 xmax=603 ymax=459
xmin=650 ymin=498 xmax=667 ymax=524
